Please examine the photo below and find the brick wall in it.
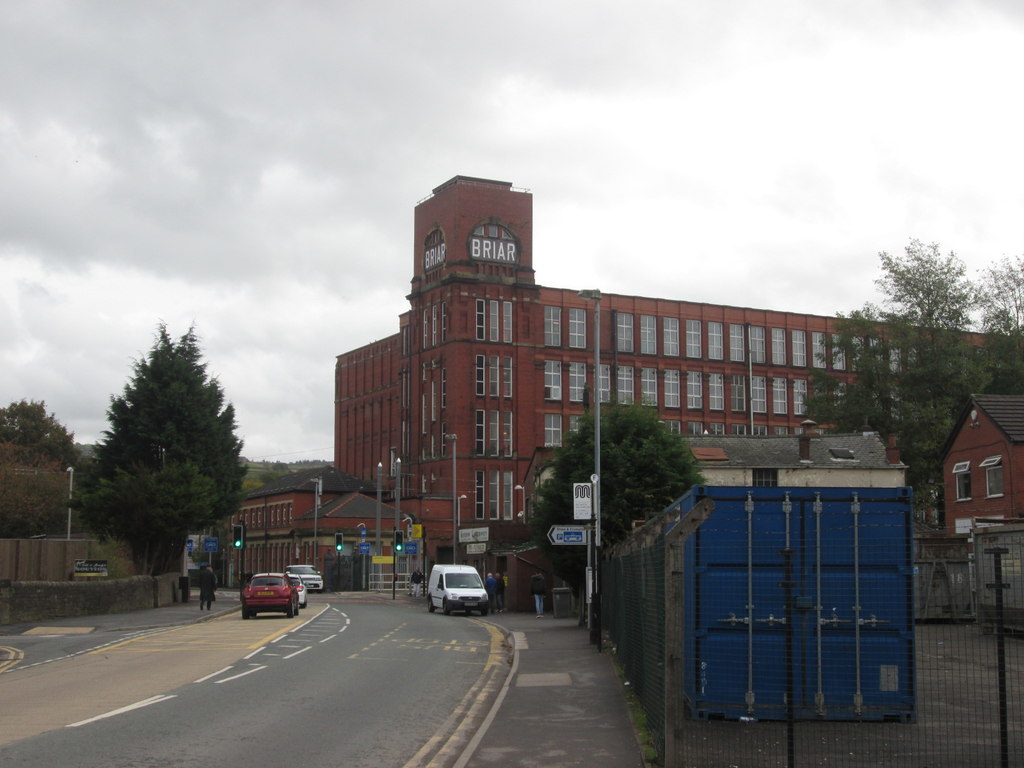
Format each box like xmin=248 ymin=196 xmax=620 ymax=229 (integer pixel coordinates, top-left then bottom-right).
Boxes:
xmin=0 ymin=573 xmax=179 ymax=625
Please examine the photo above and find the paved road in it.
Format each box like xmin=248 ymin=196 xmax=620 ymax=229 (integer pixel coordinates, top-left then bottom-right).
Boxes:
xmin=0 ymin=597 xmax=505 ymax=768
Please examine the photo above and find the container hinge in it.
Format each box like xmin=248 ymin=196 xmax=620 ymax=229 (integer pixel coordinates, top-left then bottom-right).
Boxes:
xmin=755 ymin=613 xmax=786 ymax=626
xmin=717 ymin=611 xmax=749 ymax=626
xmin=858 ymin=614 xmax=890 ymax=627
xmin=819 ymin=611 xmax=850 ymax=627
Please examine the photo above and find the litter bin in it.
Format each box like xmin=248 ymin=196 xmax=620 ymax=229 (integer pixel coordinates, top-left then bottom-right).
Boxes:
xmin=178 ymin=576 xmax=190 ymax=603
xmin=552 ymin=587 xmax=571 ymax=619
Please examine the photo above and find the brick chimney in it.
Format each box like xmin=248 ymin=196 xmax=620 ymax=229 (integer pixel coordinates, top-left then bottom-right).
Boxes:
xmin=799 ymin=419 xmax=818 ymax=461
xmin=885 ymin=434 xmax=901 ymax=465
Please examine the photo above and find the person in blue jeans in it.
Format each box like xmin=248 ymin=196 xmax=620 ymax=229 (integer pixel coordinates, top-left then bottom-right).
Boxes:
xmin=485 ymin=572 xmax=497 ymax=612
xmin=530 ymin=572 xmax=546 ymax=617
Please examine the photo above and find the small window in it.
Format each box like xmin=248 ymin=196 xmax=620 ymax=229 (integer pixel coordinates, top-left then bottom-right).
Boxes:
xmin=953 ymin=461 xmax=971 ymax=501
xmin=982 ymin=456 xmax=1003 ymax=497
xmin=752 ymin=468 xmax=778 ymax=487
xmin=829 ymin=448 xmax=856 ymax=460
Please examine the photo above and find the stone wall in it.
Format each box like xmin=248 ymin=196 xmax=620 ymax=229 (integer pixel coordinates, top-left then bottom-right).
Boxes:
xmin=0 ymin=573 xmax=180 ymax=625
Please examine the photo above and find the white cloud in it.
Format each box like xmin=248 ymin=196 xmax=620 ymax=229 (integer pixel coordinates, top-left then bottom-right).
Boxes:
xmin=2 ymin=0 xmax=1023 ymax=458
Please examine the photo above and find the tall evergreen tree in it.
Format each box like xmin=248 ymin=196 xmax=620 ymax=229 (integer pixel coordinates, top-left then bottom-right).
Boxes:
xmin=529 ymin=403 xmax=703 ymax=591
xmin=79 ymin=325 xmax=245 ymax=574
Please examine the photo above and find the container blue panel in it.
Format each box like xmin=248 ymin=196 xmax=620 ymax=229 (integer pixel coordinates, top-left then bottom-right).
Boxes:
xmin=675 ymin=486 xmax=915 ymax=722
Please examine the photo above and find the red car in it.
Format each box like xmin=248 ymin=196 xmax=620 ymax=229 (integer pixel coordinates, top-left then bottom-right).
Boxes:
xmin=241 ymin=573 xmax=299 ymax=619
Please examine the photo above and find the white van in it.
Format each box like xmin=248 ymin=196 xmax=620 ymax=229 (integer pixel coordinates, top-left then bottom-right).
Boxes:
xmin=426 ymin=564 xmax=489 ymax=616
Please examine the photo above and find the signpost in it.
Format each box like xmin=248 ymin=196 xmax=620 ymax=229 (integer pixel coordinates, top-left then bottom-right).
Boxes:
xmin=547 ymin=525 xmax=588 ymax=546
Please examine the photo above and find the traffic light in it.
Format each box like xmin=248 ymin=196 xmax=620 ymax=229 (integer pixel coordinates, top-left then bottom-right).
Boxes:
xmin=232 ymin=523 xmax=245 ymax=549
xmin=334 ymin=532 xmax=344 ymax=551
xmin=393 ymin=529 xmax=404 ymax=553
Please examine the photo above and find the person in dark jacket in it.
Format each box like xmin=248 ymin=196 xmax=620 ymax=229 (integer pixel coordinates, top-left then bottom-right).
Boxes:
xmin=198 ymin=564 xmax=217 ymax=610
xmin=494 ymin=571 xmax=506 ymax=613
xmin=530 ymin=572 xmax=546 ymax=617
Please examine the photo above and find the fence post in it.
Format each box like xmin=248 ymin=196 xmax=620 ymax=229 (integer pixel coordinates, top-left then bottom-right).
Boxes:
xmin=984 ymin=546 xmax=1009 ymax=768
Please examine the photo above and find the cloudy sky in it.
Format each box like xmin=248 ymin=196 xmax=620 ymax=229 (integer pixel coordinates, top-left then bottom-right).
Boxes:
xmin=3 ymin=1 xmax=1023 ymax=462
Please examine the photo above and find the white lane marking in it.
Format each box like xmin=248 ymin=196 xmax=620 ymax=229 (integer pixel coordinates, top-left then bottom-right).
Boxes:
xmin=283 ymin=646 xmax=311 ymax=659
xmin=244 ymin=646 xmax=265 ymax=659
xmin=194 ymin=666 xmax=233 ymax=683
xmin=214 ymin=665 xmax=267 ymax=684
xmin=67 ymin=695 xmax=176 ymax=727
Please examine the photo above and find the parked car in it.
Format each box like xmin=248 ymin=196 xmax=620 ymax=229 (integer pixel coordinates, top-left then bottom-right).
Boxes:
xmin=284 ymin=564 xmax=323 ymax=592
xmin=241 ymin=573 xmax=299 ymax=619
xmin=287 ymin=573 xmax=308 ymax=609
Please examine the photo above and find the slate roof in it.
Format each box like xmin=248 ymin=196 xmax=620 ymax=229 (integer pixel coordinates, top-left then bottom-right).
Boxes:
xmin=685 ymin=432 xmax=901 ymax=469
xmin=245 ymin=464 xmax=371 ymax=500
xmin=972 ymin=394 xmax=1024 ymax=443
xmin=292 ymin=492 xmax=395 ymax=521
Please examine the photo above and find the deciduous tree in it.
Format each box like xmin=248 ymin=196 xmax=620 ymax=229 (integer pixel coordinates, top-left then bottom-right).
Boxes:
xmin=529 ymin=403 xmax=703 ymax=591
xmin=0 ymin=400 xmax=76 ymax=537
xmin=809 ymin=240 xmax=988 ymax=516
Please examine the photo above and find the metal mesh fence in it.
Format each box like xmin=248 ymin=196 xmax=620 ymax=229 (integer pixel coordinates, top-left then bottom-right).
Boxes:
xmin=603 ymin=488 xmax=1023 ymax=768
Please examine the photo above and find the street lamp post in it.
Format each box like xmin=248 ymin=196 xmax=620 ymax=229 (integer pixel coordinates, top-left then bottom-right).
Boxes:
xmin=312 ymin=476 xmax=322 ymax=569
xmin=579 ymin=288 xmax=602 ymax=650
xmin=375 ymin=462 xmax=383 ymax=556
xmin=456 ymin=494 xmax=467 ymax=563
xmin=66 ymin=466 xmax=74 ymax=540
xmin=446 ymin=433 xmax=457 ymax=563
xmin=393 ymin=458 xmax=401 ymax=600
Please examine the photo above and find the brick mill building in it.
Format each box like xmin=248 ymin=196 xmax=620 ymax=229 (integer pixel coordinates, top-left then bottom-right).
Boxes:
xmin=333 ymin=176 xmax=856 ymax=569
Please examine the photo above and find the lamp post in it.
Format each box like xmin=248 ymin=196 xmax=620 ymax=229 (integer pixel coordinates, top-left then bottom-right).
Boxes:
xmin=312 ymin=475 xmax=322 ymax=569
xmin=393 ymin=458 xmax=401 ymax=600
xmin=457 ymin=494 xmax=467 ymax=563
xmin=579 ymin=288 xmax=602 ymax=649
xmin=375 ymin=462 xmax=383 ymax=556
xmin=66 ymin=466 xmax=74 ymax=540
xmin=445 ymin=433 xmax=458 ymax=563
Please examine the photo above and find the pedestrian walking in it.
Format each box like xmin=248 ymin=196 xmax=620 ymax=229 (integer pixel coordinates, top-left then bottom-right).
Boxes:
xmin=530 ymin=571 xmax=546 ymax=617
xmin=410 ymin=569 xmax=423 ymax=597
xmin=494 ymin=571 xmax=505 ymax=613
xmin=485 ymin=572 xmax=497 ymax=611
xmin=198 ymin=564 xmax=217 ymax=611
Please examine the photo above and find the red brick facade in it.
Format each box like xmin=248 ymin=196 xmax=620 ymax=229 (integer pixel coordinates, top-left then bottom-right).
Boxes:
xmin=942 ymin=395 xmax=1024 ymax=533
xmin=334 ymin=176 xmax=855 ymax=567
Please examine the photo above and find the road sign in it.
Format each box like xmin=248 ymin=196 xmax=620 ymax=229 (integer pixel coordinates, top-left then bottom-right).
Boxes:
xmin=203 ymin=537 xmax=218 ymax=552
xmin=358 ymin=541 xmax=371 ymax=554
xmin=405 ymin=541 xmax=419 ymax=555
xmin=573 ymin=483 xmax=593 ymax=520
xmin=186 ymin=538 xmax=195 ymax=552
xmin=547 ymin=525 xmax=588 ymax=545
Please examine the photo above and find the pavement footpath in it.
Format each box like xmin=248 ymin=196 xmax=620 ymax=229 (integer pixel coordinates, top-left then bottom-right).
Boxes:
xmin=1 ymin=591 xmax=649 ymax=768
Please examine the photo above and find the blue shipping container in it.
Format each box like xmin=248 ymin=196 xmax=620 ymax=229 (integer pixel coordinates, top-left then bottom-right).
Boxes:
xmin=672 ymin=486 xmax=915 ymax=722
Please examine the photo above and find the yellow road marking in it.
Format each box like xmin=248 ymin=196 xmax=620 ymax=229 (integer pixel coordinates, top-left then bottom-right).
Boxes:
xmin=23 ymin=626 xmax=95 ymax=635
xmin=0 ymin=646 xmax=25 ymax=674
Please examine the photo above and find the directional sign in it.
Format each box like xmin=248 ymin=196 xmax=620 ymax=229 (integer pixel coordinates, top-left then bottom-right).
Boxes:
xmin=358 ymin=541 xmax=371 ymax=554
xmin=547 ymin=525 xmax=588 ymax=545
xmin=404 ymin=541 xmax=419 ymax=555
xmin=203 ymin=537 xmax=218 ymax=552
